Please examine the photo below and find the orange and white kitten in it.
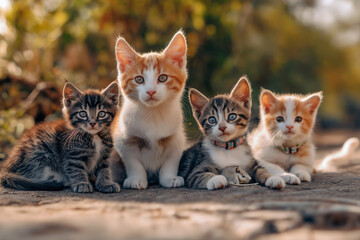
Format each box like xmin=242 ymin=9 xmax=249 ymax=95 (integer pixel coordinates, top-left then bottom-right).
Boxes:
xmin=248 ymin=89 xmax=323 ymax=189
xmin=111 ymin=31 xmax=187 ymax=189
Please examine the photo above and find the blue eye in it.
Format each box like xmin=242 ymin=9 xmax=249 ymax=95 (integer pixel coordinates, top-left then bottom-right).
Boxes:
xmin=158 ymin=74 xmax=168 ymax=83
xmin=228 ymin=113 xmax=237 ymax=121
xmin=208 ymin=117 xmax=217 ymax=125
xmin=98 ymin=111 xmax=106 ymax=118
xmin=295 ymin=116 xmax=302 ymax=122
xmin=79 ymin=111 xmax=87 ymax=118
xmin=276 ymin=116 xmax=284 ymax=122
xmin=135 ymin=76 xmax=144 ymax=84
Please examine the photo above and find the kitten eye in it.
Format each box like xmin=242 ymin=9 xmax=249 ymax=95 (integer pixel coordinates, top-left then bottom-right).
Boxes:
xmin=79 ymin=111 xmax=87 ymax=118
xmin=276 ymin=116 xmax=284 ymax=122
xmin=228 ymin=113 xmax=237 ymax=122
xmin=135 ymin=76 xmax=144 ymax=84
xmin=158 ymin=74 xmax=168 ymax=83
xmin=98 ymin=111 xmax=106 ymax=118
xmin=208 ymin=116 xmax=217 ymax=125
xmin=295 ymin=116 xmax=302 ymax=122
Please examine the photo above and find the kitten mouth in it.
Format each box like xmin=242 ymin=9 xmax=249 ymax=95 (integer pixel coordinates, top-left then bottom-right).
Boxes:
xmin=219 ymin=132 xmax=230 ymax=136
xmin=146 ymin=97 xmax=158 ymax=102
xmin=86 ymin=127 xmax=102 ymax=134
xmin=285 ymin=131 xmax=295 ymax=135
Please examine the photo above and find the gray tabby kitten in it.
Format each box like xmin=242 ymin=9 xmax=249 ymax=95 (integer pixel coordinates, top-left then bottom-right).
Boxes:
xmin=0 ymin=81 xmax=121 ymax=193
xmin=178 ymin=77 xmax=276 ymax=190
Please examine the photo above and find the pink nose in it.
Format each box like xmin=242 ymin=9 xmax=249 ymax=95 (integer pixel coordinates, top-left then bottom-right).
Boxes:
xmin=219 ymin=126 xmax=227 ymax=132
xmin=90 ymin=123 xmax=96 ymax=127
xmin=286 ymin=125 xmax=293 ymax=130
xmin=146 ymin=90 xmax=156 ymax=97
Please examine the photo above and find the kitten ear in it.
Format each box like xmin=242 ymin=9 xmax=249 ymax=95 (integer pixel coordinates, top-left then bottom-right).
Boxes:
xmin=302 ymin=92 xmax=323 ymax=114
xmin=102 ymin=81 xmax=119 ymax=105
xmin=163 ymin=30 xmax=187 ymax=69
xmin=189 ymin=88 xmax=209 ymax=119
xmin=63 ymin=82 xmax=82 ymax=107
xmin=230 ymin=76 xmax=252 ymax=109
xmin=115 ymin=37 xmax=138 ymax=73
xmin=260 ymin=89 xmax=278 ymax=113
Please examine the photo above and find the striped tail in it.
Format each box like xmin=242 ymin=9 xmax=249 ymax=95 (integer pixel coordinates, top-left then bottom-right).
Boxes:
xmin=1 ymin=173 xmax=65 ymax=191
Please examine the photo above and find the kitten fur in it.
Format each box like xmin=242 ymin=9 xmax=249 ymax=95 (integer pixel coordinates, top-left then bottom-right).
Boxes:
xmin=0 ymin=82 xmax=121 ymax=193
xmin=248 ymin=89 xmax=323 ymax=188
xmin=178 ymin=77 xmax=279 ymax=190
xmin=111 ymin=31 xmax=188 ymax=189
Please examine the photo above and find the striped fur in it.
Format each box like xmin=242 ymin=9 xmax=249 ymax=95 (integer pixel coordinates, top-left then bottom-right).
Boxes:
xmin=178 ymin=77 xmax=279 ymax=190
xmin=0 ymin=82 xmax=121 ymax=193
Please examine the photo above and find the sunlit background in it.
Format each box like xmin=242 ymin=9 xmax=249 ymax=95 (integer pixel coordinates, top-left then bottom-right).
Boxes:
xmin=1 ymin=0 xmax=360 ymax=158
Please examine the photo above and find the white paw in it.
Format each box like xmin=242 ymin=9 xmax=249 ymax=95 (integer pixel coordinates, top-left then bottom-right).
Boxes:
xmin=160 ymin=176 xmax=184 ymax=188
xmin=294 ymin=171 xmax=311 ymax=182
xmin=281 ymin=173 xmax=300 ymax=185
xmin=265 ymin=176 xmax=285 ymax=190
xmin=123 ymin=177 xmax=148 ymax=189
xmin=206 ymin=175 xmax=227 ymax=191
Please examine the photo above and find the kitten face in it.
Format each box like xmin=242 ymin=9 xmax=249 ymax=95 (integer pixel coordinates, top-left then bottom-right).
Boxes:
xmin=63 ymin=82 xmax=119 ymax=134
xmin=189 ymin=77 xmax=252 ymax=142
xmin=260 ymin=89 xmax=323 ymax=144
xmin=115 ymin=31 xmax=187 ymax=107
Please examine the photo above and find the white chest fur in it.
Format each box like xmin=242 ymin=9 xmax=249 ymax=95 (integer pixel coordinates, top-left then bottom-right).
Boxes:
xmin=120 ymin=99 xmax=182 ymax=139
xmin=88 ymin=134 xmax=103 ymax=172
xmin=114 ymin=98 xmax=186 ymax=173
xmin=203 ymin=139 xmax=252 ymax=169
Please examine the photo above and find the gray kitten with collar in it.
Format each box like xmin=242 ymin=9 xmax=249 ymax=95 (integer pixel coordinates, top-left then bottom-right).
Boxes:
xmin=178 ymin=77 xmax=278 ymax=190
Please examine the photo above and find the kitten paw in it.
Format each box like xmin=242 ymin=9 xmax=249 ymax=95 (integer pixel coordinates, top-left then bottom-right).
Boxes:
xmin=160 ymin=176 xmax=184 ymax=188
xmin=281 ymin=173 xmax=300 ymax=185
xmin=294 ymin=171 xmax=311 ymax=182
xmin=221 ymin=166 xmax=251 ymax=184
xmin=123 ymin=177 xmax=148 ymax=189
xmin=265 ymin=176 xmax=285 ymax=190
xmin=96 ymin=182 xmax=121 ymax=193
xmin=72 ymin=182 xmax=93 ymax=193
xmin=207 ymin=175 xmax=227 ymax=190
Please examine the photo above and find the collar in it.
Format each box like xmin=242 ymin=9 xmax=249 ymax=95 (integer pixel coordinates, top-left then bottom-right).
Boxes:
xmin=278 ymin=142 xmax=304 ymax=154
xmin=213 ymin=135 xmax=246 ymax=150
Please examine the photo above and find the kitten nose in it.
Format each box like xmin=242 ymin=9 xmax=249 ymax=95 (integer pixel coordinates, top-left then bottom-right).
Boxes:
xmin=286 ymin=125 xmax=294 ymax=130
xmin=90 ymin=123 xmax=96 ymax=128
xmin=219 ymin=126 xmax=227 ymax=132
xmin=146 ymin=90 xmax=156 ymax=97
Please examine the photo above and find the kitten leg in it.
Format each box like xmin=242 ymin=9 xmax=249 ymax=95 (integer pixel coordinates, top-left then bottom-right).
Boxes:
xmin=185 ymin=164 xmax=226 ymax=190
xmin=122 ymin=159 xmax=148 ymax=189
xmin=64 ymin=161 xmax=93 ymax=193
xmin=159 ymin=134 xmax=185 ymax=188
xmin=95 ymin=160 xmax=121 ymax=193
xmin=159 ymin=154 xmax=184 ymax=188
xmin=188 ymin=171 xmax=226 ymax=190
xmin=251 ymin=160 xmax=287 ymax=189
xmin=221 ymin=166 xmax=251 ymax=184
xmin=290 ymin=164 xmax=312 ymax=182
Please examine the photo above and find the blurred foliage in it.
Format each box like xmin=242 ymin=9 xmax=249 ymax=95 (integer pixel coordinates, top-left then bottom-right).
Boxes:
xmin=1 ymin=0 xmax=360 ymax=156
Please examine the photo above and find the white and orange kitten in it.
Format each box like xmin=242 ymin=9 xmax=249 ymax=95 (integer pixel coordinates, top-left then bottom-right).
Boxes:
xmin=111 ymin=31 xmax=188 ymax=189
xmin=248 ymin=89 xmax=323 ymax=189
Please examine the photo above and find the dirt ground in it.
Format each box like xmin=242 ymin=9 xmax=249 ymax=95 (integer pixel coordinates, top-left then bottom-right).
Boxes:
xmin=1 ymin=130 xmax=360 ymax=240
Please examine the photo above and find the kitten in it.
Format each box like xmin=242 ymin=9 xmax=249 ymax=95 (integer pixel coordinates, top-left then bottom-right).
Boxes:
xmin=111 ymin=31 xmax=187 ymax=189
xmin=178 ymin=77 xmax=277 ymax=190
xmin=248 ymin=89 xmax=323 ymax=188
xmin=0 ymin=82 xmax=121 ymax=193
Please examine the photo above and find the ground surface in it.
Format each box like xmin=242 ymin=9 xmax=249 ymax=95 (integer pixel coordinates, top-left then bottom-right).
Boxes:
xmin=1 ymin=130 xmax=360 ymax=240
